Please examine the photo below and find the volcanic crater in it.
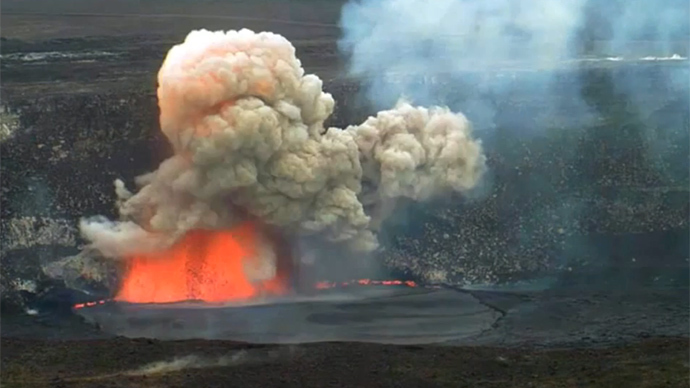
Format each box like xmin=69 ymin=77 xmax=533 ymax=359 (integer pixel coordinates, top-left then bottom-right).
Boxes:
xmin=2 ymin=0 xmax=689 ymax=387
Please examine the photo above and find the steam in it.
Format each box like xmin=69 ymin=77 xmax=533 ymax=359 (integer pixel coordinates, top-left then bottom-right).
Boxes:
xmin=338 ymin=0 xmax=689 ymax=124
xmin=338 ymin=0 xmax=688 ymax=281
xmin=339 ymin=0 xmax=586 ymax=108
xmin=80 ymin=29 xmax=485 ymax=260
xmin=604 ymin=0 xmax=689 ymax=56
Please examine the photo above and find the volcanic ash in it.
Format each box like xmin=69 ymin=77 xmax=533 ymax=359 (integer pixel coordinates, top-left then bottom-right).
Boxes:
xmin=80 ymin=29 xmax=486 ymax=259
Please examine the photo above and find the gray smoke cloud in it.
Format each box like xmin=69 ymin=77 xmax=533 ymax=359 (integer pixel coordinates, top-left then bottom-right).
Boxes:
xmin=79 ymin=29 xmax=486 ymax=269
xmin=338 ymin=0 xmax=689 ymax=131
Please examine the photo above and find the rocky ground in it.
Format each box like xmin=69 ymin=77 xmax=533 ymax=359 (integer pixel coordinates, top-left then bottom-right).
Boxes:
xmin=2 ymin=276 xmax=689 ymax=387
xmin=2 ymin=336 xmax=688 ymax=388
xmin=2 ymin=269 xmax=688 ymax=387
xmin=1 ymin=0 xmax=346 ymax=98
xmin=1 ymin=1 xmax=689 ymax=387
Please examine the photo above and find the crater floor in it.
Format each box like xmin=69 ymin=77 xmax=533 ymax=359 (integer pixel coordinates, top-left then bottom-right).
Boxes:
xmin=1 ymin=1 xmax=688 ymax=386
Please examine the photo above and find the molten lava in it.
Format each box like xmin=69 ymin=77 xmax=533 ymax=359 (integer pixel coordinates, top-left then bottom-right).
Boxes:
xmin=74 ymin=278 xmax=429 ymax=310
xmin=73 ymin=223 xmax=426 ymax=309
xmin=115 ymin=222 xmax=286 ymax=304
xmin=315 ymin=279 xmax=418 ymax=289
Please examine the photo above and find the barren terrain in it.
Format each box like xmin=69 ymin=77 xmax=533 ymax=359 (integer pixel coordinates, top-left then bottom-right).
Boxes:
xmin=3 ymin=336 xmax=687 ymax=388
xmin=2 ymin=1 xmax=688 ymax=387
xmin=1 ymin=0 xmax=347 ymax=98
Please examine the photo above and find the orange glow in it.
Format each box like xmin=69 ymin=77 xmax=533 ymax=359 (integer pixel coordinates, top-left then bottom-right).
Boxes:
xmin=74 ymin=278 xmax=430 ymax=310
xmin=315 ymin=279 xmax=419 ymax=289
xmin=251 ymin=80 xmax=274 ymax=96
xmin=115 ymin=223 xmax=286 ymax=304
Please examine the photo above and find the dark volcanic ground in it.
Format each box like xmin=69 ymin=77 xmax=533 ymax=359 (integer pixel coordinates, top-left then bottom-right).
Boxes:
xmin=2 ymin=273 xmax=688 ymax=387
xmin=2 ymin=1 xmax=689 ymax=387
xmin=4 ymin=271 xmax=687 ymax=347
xmin=3 ymin=337 xmax=688 ymax=388
xmin=1 ymin=0 xmax=347 ymax=98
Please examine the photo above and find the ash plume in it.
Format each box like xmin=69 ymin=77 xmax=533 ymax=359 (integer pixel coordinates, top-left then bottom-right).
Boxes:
xmin=80 ymin=29 xmax=485 ymax=260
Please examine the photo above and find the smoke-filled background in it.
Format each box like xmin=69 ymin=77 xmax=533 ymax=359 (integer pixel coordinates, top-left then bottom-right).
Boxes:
xmin=79 ymin=29 xmax=486 ymax=275
xmin=338 ymin=0 xmax=689 ymax=285
xmin=339 ymin=0 xmax=689 ymax=164
xmin=339 ymin=0 xmax=688 ymax=111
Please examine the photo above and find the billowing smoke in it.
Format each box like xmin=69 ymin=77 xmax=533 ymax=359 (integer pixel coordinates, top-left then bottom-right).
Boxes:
xmin=80 ymin=29 xmax=485 ymax=261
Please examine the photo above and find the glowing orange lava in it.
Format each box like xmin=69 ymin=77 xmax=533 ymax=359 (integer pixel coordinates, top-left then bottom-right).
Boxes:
xmin=115 ymin=223 xmax=286 ymax=304
xmin=315 ymin=279 xmax=418 ymax=289
xmin=74 ymin=278 xmax=430 ymax=309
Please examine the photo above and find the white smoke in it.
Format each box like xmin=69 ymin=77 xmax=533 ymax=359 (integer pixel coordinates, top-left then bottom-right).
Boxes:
xmin=338 ymin=0 xmax=587 ymax=109
xmin=80 ymin=29 xmax=485 ymax=260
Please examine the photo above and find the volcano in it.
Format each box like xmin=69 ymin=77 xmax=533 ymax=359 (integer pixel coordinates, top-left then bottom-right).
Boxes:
xmin=73 ymin=218 xmax=424 ymax=310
